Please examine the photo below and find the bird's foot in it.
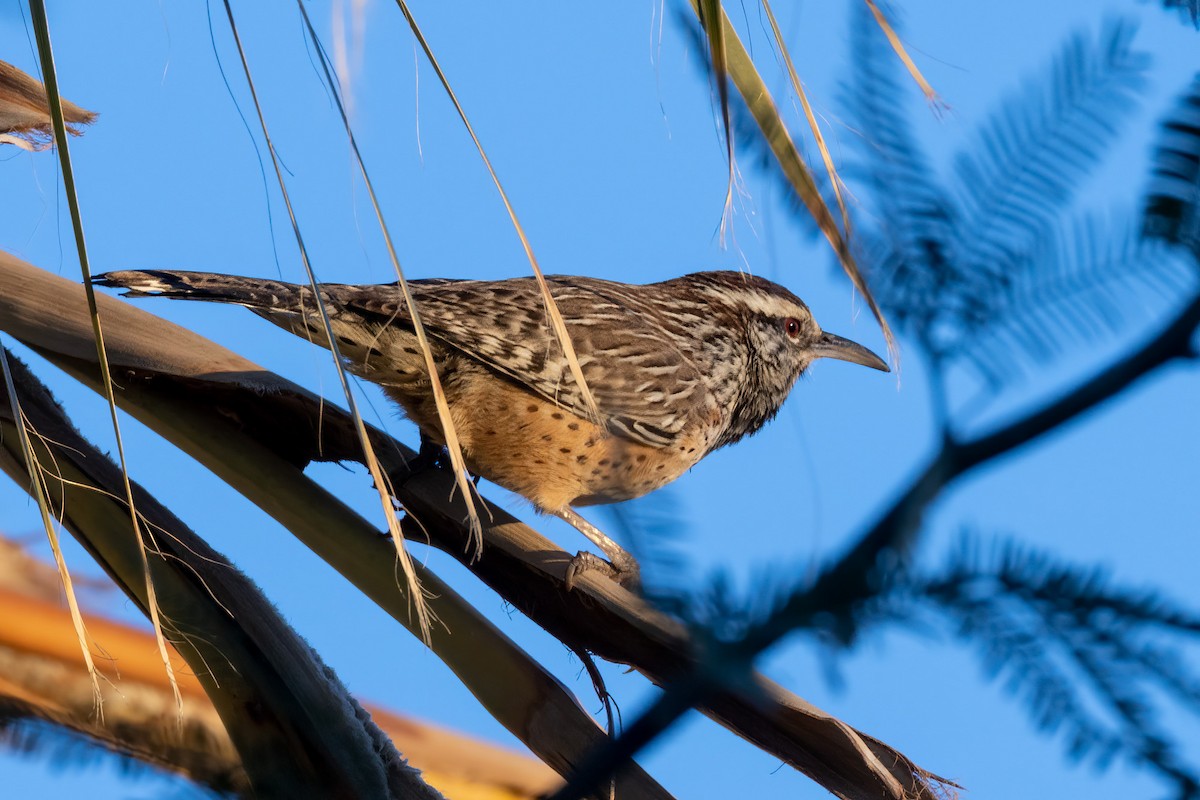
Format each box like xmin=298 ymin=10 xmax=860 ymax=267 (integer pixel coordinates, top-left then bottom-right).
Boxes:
xmin=564 ymin=550 xmax=641 ymax=592
xmin=391 ymin=437 xmax=450 ymax=491
xmin=408 ymin=436 xmax=448 ymax=473
xmin=402 ymin=436 xmax=479 ymax=484
xmin=553 ymin=506 xmax=642 ymax=592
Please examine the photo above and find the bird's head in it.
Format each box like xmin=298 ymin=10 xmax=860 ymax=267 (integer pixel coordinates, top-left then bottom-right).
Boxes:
xmin=680 ymin=271 xmax=889 ymax=444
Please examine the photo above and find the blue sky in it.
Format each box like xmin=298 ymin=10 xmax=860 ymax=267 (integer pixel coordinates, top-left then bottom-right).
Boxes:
xmin=2 ymin=1 xmax=1199 ymax=798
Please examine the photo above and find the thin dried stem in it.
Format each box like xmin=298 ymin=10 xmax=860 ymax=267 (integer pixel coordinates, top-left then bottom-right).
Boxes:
xmin=220 ymin=0 xmax=434 ymax=640
xmin=863 ymin=0 xmax=944 ymax=109
xmin=26 ymin=0 xmax=182 ymax=717
xmin=295 ymin=2 xmax=486 ymax=560
xmin=389 ymin=0 xmax=604 ymax=426
xmin=0 ymin=345 xmax=102 ymax=715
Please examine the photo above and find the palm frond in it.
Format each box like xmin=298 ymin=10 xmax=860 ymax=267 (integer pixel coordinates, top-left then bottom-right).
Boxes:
xmin=0 ymin=60 xmax=95 ymax=150
xmin=1144 ymin=72 xmax=1200 ymax=259
xmin=676 ymin=10 xmax=822 ymax=238
xmin=675 ymin=5 xmax=899 ymax=356
xmin=948 ymin=20 xmax=1148 ymax=300
xmin=918 ymin=536 xmax=1200 ymax=795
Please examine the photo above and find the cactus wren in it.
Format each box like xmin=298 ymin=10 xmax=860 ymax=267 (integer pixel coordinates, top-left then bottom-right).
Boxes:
xmin=95 ymin=269 xmax=888 ymax=586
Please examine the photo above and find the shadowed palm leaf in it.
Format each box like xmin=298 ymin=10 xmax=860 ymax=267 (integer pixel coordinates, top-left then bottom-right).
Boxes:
xmin=948 ymin=20 xmax=1146 ymax=292
xmin=1144 ymin=72 xmax=1200 ymax=256
xmin=1158 ymin=1 xmax=1200 ymax=29
xmin=842 ymin=16 xmax=1176 ymax=387
xmin=918 ymin=536 xmax=1200 ymax=790
xmin=958 ymin=213 xmax=1196 ymax=384
xmin=839 ymin=3 xmax=959 ymax=347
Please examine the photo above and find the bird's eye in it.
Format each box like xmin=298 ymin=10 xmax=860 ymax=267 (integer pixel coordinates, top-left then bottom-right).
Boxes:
xmin=783 ymin=317 xmax=802 ymax=338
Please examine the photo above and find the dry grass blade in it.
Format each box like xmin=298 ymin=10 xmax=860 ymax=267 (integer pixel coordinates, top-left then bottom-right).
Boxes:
xmin=687 ymin=0 xmax=897 ymax=361
xmin=0 ymin=347 xmax=102 ymax=716
xmin=295 ymin=1 xmax=486 ymax=559
xmin=25 ymin=0 xmax=182 ymax=717
xmin=696 ymin=0 xmax=737 ymax=238
xmin=759 ymin=0 xmax=855 ymax=259
xmin=389 ymin=0 xmax=604 ymax=426
xmin=219 ymin=0 xmax=435 ymax=640
xmin=0 ymin=58 xmax=94 ymax=150
xmin=862 ymin=0 xmax=942 ymax=108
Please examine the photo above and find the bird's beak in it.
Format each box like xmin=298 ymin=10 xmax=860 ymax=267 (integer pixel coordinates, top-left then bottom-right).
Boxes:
xmin=812 ymin=331 xmax=890 ymax=372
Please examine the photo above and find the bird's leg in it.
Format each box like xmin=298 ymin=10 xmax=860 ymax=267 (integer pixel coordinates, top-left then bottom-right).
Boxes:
xmin=553 ymin=507 xmax=641 ymax=591
xmin=387 ymin=434 xmax=447 ymax=500
xmin=407 ymin=434 xmax=482 ymax=486
xmin=410 ymin=433 xmax=447 ymax=472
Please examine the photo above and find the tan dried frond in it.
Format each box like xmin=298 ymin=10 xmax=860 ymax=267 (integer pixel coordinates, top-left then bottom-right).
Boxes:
xmin=0 ymin=60 xmax=95 ymax=151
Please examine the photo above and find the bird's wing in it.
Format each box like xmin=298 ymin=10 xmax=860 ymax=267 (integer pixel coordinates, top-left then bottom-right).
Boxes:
xmin=328 ymin=277 xmax=715 ymax=448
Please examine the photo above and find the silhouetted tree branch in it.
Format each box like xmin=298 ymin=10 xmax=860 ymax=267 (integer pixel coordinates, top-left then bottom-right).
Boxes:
xmin=915 ymin=537 xmax=1200 ymax=796
xmin=660 ymin=9 xmax=1200 ymax=797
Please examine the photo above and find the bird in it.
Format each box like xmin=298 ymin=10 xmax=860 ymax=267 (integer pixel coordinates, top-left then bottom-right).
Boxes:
xmin=94 ymin=269 xmax=889 ymax=587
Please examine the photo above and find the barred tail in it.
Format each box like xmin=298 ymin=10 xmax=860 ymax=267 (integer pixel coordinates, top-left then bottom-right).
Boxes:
xmin=93 ymin=270 xmax=304 ymax=312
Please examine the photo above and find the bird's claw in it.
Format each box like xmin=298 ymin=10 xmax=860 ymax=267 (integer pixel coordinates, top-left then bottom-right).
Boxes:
xmin=564 ymin=551 xmax=641 ymax=592
xmin=409 ymin=437 xmax=448 ymax=473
